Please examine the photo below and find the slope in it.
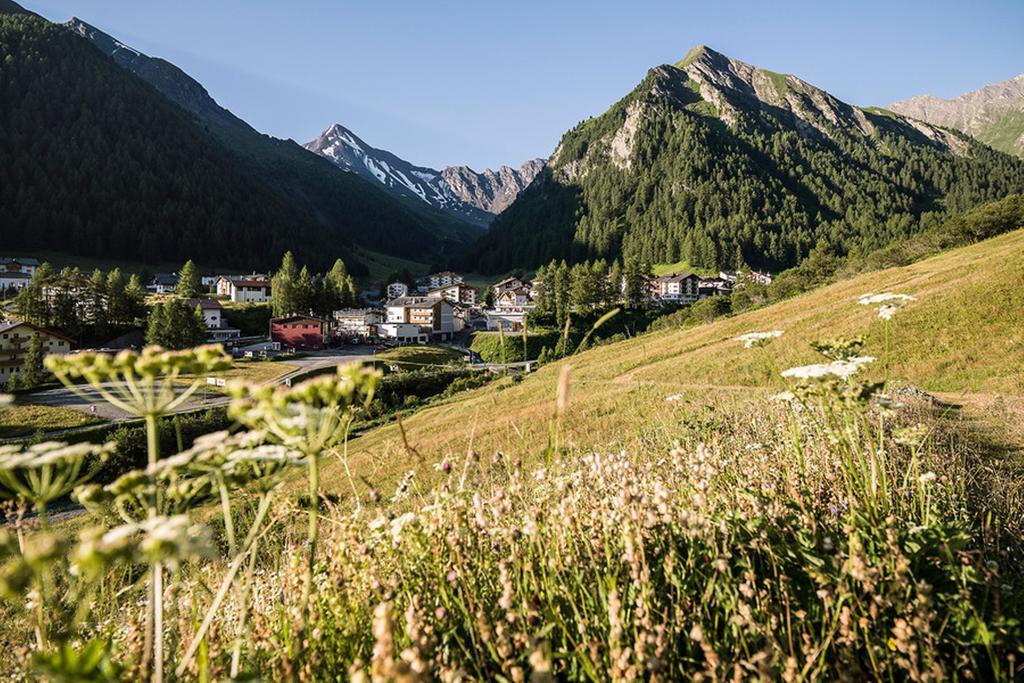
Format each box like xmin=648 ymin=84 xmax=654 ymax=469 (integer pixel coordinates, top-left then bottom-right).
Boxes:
xmin=463 ymin=46 xmax=1024 ymax=274
xmin=890 ymin=74 xmax=1024 ymax=158
xmin=0 ymin=11 xmax=357 ymax=270
xmin=64 ymin=17 xmax=480 ymax=263
xmin=337 ymin=226 xmax=1024 ymax=493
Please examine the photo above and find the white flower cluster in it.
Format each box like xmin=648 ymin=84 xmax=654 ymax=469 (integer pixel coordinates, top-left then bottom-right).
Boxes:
xmin=858 ymin=292 xmax=916 ymax=320
xmin=734 ymin=330 xmax=784 ymax=348
xmin=781 ymin=356 xmax=875 ymax=381
xmin=0 ymin=441 xmax=112 ymax=471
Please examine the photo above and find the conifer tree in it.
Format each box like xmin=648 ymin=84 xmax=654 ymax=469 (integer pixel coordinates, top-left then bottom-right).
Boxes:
xmin=177 ymin=259 xmax=202 ymax=298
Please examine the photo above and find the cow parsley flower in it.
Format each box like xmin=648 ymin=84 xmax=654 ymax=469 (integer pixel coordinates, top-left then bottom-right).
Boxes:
xmin=734 ymin=330 xmax=784 ymax=348
xmin=858 ymin=292 xmax=916 ymax=320
xmin=781 ymin=356 xmax=875 ymax=381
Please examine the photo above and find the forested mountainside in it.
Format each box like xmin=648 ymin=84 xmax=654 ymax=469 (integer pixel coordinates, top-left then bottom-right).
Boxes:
xmin=463 ymin=46 xmax=1024 ymax=274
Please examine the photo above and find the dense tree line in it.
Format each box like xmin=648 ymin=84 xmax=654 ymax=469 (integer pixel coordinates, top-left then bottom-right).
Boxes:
xmin=14 ymin=264 xmax=147 ymax=343
xmin=466 ymin=65 xmax=1024 ymax=274
xmin=270 ymin=252 xmax=358 ymax=318
xmin=0 ymin=11 xmax=424 ymax=272
xmin=145 ymin=298 xmax=207 ymax=350
xmin=531 ymin=256 xmax=652 ymax=324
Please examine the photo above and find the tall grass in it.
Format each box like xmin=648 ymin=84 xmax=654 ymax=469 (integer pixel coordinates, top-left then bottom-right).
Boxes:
xmin=0 ymin=296 xmax=1021 ymax=680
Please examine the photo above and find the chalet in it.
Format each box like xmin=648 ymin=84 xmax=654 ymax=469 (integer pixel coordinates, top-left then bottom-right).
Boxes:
xmin=425 ymin=271 xmax=464 ymax=290
xmin=149 ymin=273 xmax=179 ymax=294
xmin=0 ymin=257 xmax=40 ymax=277
xmin=224 ymin=276 xmax=272 ymax=304
xmin=384 ymin=296 xmax=454 ymax=340
xmin=270 ymin=315 xmax=328 ymax=351
xmin=492 ymin=276 xmax=528 ymax=296
xmin=428 ymin=283 xmax=477 ymax=306
xmin=698 ymin=277 xmax=733 ymax=298
xmin=385 ymin=282 xmax=409 ymax=301
xmin=650 ymin=273 xmax=702 ymax=304
xmin=187 ymin=298 xmax=240 ymax=342
xmin=494 ymin=287 xmax=532 ymax=310
xmin=0 ymin=320 xmax=73 ymax=385
xmin=333 ymin=308 xmax=384 ymax=338
xmin=214 ymin=273 xmax=271 ymax=300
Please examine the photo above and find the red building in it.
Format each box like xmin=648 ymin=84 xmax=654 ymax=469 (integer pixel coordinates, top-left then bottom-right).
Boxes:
xmin=270 ymin=315 xmax=328 ymax=351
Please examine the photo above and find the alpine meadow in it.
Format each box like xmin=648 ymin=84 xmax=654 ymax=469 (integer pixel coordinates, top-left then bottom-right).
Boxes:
xmin=1 ymin=1 xmax=1024 ymax=681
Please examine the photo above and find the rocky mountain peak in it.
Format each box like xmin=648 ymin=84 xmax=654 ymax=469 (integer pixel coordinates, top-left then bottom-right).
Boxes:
xmin=306 ymin=123 xmax=543 ymax=224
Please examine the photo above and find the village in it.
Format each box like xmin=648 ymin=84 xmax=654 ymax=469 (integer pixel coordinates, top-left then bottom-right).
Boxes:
xmin=0 ymin=254 xmax=773 ymax=387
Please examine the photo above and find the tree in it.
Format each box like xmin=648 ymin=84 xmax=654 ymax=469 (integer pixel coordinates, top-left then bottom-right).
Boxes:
xmin=323 ymin=259 xmax=357 ymax=312
xmin=89 ymin=268 xmax=108 ymax=338
xmin=271 ymin=251 xmax=299 ymax=317
xmin=125 ymin=274 xmax=148 ymax=323
xmin=146 ymin=299 xmax=207 ymax=349
xmin=177 ymin=259 xmax=202 ymax=298
xmin=106 ymin=268 xmax=128 ymax=326
xmin=19 ymin=333 xmax=45 ymax=389
xmin=295 ymin=266 xmax=315 ymax=314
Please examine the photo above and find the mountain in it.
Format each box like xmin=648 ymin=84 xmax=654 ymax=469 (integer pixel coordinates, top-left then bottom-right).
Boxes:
xmin=441 ymin=160 xmax=545 ymax=214
xmin=305 ymin=123 xmax=543 ymax=226
xmin=889 ymin=75 xmax=1024 ymax=158
xmin=462 ymin=45 xmax=1024 ymax=274
xmin=60 ymin=17 xmax=479 ymax=266
xmin=0 ymin=9 xmax=355 ymax=270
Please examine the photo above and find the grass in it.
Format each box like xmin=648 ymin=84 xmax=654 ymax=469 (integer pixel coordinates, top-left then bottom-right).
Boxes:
xmin=0 ymin=404 xmax=103 ymax=438
xmin=329 ymin=228 xmax=1024 ymax=496
xmin=977 ymin=109 xmax=1024 ymax=157
xmin=355 ymin=248 xmax=431 ymax=284
xmin=2 ymin=229 xmax=1024 ymax=679
xmin=650 ymin=258 xmax=715 ymax=276
xmin=374 ymin=345 xmax=464 ymax=369
xmin=180 ymin=360 xmax=297 ymax=393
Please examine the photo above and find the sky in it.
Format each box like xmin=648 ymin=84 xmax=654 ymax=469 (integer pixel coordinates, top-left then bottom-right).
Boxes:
xmin=25 ymin=0 xmax=1024 ymax=171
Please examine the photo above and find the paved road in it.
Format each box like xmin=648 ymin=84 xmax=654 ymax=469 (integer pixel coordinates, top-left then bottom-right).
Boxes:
xmin=18 ymin=347 xmax=378 ymax=423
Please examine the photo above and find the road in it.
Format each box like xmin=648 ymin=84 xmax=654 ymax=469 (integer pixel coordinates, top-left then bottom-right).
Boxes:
xmin=18 ymin=347 xmax=377 ymax=423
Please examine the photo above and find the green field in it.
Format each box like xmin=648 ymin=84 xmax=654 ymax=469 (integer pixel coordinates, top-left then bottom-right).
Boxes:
xmin=0 ymin=404 xmax=103 ymax=439
xmin=374 ymin=344 xmax=464 ymax=368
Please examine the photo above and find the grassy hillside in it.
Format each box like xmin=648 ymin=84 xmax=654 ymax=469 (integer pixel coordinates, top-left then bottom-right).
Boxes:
xmin=336 ymin=227 xmax=1024 ymax=492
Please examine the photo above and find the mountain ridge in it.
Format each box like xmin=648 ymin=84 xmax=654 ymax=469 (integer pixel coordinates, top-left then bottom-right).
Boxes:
xmin=305 ymin=123 xmax=544 ymax=225
xmin=462 ymin=44 xmax=1024 ymax=274
xmin=64 ymin=17 xmax=480 ymax=263
xmin=889 ymin=74 xmax=1024 ymax=158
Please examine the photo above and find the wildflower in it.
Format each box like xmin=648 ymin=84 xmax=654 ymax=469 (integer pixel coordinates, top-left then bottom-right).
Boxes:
xmin=734 ymin=330 xmax=783 ymax=348
xmin=0 ymin=441 xmax=114 ymax=508
xmin=894 ymin=424 xmax=929 ymax=448
xmin=918 ymin=472 xmax=937 ymax=484
xmin=770 ymin=391 xmax=796 ymax=402
xmin=665 ymin=394 xmax=684 ymax=402
xmin=858 ymin=292 xmax=916 ymax=320
xmin=781 ymin=356 xmax=875 ymax=381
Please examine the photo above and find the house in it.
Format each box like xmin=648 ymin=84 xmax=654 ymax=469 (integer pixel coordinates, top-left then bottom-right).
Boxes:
xmin=697 ymin=277 xmax=733 ymax=299
xmin=494 ymin=287 xmax=532 ymax=310
xmin=0 ymin=257 xmax=40 ymax=277
xmin=383 ymin=295 xmax=455 ymax=340
xmin=425 ymin=271 xmax=464 ymax=290
xmin=187 ymin=298 xmax=240 ymax=342
xmin=650 ymin=273 xmax=702 ymax=304
xmin=484 ymin=309 xmax=527 ymax=332
xmin=492 ymin=276 xmax=527 ymax=296
xmin=427 ymin=283 xmax=477 ymax=306
xmin=385 ymin=282 xmax=409 ymax=301
xmin=0 ymin=320 xmax=73 ymax=385
xmin=149 ymin=273 xmax=179 ymax=294
xmin=270 ymin=315 xmax=328 ymax=350
xmin=214 ymin=273 xmax=271 ymax=300
xmin=223 ymin=276 xmax=272 ymax=303
xmin=200 ymin=275 xmax=218 ymax=291
xmin=333 ymin=308 xmax=384 ymax=339
xmin=377 ymin=322 xmax=429 ymax=345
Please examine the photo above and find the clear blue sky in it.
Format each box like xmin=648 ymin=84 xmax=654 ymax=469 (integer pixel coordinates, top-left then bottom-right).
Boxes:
xmin=26 ymin=0 xmax=1024 ymax=171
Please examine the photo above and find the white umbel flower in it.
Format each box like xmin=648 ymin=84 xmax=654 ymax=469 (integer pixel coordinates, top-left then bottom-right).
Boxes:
xmin=734 ymin=330 xmax=784 ymax=348
xmin=781 ymin=356 xmax=875 ymax=381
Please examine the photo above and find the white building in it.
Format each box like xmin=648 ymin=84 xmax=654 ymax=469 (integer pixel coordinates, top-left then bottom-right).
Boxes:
xmin=0 ymin=271 xmax=33 ymax=294
xmin=385 ymin=282 xmax=409 ymax=300
xmin=425 ymin=271 xmax=464 ymax=290
xmin=484 ymin=309 xmax=527 ymax=332
xmin=378 ymin=322 xmax=429 ymax=345
xmin=428 ymin=283 xmax=477 ymax=306
xmin=0 ymin=257 xmax=40 ymax=278
xmin=223 ymin=276 xmax=272 ymax=303
xmin=333 ymin=308 xmax=384 ymax=338
xmin=149 ymin=273 xmax=179 ymax=294
xmin=494 ymin=287 xmax=531 ymax=310
xmin=384 ymin=296 xmax=455 ymax=340
xmin=650 ymin=273 xmax=702 ymax=304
